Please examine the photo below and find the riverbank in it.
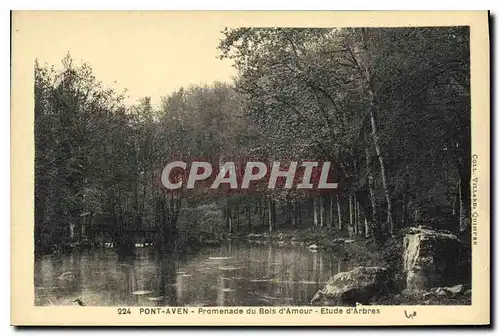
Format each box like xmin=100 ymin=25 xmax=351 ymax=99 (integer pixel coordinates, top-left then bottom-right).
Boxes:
xmin=243 ymin=228 xmax=471 ymax=306
xmin=243 ymin=228 xmax=385 ymax=266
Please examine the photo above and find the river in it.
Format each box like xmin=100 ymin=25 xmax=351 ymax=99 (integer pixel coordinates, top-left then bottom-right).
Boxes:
xmin=34 ymin=241 xmax=352 ymax=306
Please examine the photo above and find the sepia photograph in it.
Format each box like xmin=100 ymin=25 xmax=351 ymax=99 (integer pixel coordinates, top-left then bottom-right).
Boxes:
xmin=11 ymin=10 xmax=490 ymax=326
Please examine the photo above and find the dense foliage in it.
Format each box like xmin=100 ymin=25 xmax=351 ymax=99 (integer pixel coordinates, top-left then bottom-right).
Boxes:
xmin=34 ymin=27 xmax=470 ymax=255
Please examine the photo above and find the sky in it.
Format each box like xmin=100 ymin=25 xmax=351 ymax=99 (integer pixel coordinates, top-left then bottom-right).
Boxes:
xmin=14 ymin=11 xmax=238 ymax=106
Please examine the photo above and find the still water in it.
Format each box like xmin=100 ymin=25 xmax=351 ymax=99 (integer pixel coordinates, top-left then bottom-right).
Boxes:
xmin=35 ymin=242 xmax=351 ymax=306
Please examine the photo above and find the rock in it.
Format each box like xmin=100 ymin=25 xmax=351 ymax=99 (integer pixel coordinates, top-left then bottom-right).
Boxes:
xmin=403 ymin=226 xmax=469 ymax=291
xmin=445 ymin=284 xmax=465 ymax=295
xmin=422 ymin=284 xmax=466 ymax=299
xmin=311 ymin=266 xmax=389 ymax=306
xmin=308 ymin=244 xmax=319 ymax=250
xmin=435 ymin=287 xmax=447 ymax=296
xmin=344 ymin=239 xmax=355 ymax=244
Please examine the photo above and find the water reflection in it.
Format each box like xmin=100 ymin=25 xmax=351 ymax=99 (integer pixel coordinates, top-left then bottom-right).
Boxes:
xmin=35 ymin=241 xmax=351 ymax=306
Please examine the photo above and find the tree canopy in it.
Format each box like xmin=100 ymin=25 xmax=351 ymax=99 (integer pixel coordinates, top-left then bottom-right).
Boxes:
xmin=34 ymin=27 xmax=471 ymax=255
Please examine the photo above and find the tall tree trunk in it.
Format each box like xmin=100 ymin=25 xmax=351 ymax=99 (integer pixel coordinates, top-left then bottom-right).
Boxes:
xmin=268 ymin=198 xmax=272 ymax=232
xmin=297 ymin=202 xmax=302 ymax=227
xmin=452 ymin=191 xmax=457 ymax=216
xmin=329 ymin=195 xmax=334 ymax=228
xmin=235 ymin=200 xmax=240 ymax=230
xmin=313 ymin=196 xmax=319 ymax=227
xmin=403 ymin=168 xmax=409 ymax=228
xmin=336 ymin=195 xmax=342 ymax=231
xmin=351 ymin=196 xmax=355 ymax=236
xmin=365 ymin=148 xmax=378 ymax=234
xmin=274 ymin=200 xmax=279 ymax=231
xmin=356 ymin=31 xmax=393 ymax=235
xmin=225 ymin=200 xmax=231 ymax=232
xmin=348 ymin=195 xmax=354 ymax=237
xmin=268 ymin=197 xmax=275 ymax=232
xmin=364 ymin=217 xmax=370 ymax=238
xmin=225 ymin=199 xmax=233 ymax=234
xmin=259 ymin=198 xmax=264 ymax=227
xmin=356 ymin=199 xmax=363 ymax=236
xmin=319 ymin=196 xmax=325 ymax=228
xmin=354 ymin=197 xmax=359 ymax=235
xmin=368 ymin=107 xmax=393 ymax=235
xmin=246 ymin=203 xmax=251 ymax=230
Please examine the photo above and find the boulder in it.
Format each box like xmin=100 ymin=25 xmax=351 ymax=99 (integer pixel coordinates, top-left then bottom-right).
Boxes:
xmin=435 ymin=287 xmax=448 ymax=296
xmin=445 ymin=284 xmax=465 ymax=295
xmin=311 ymin=266 xmax=389 ymax=306
xmin=403 ymin=226 xmax=469 ymax=291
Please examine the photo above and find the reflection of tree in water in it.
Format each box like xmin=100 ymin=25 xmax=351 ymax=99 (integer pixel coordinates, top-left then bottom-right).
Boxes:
xmin=35 ymin=241 xmax=356 ymax=307
xmin=216 ymin=272 xmax=224 ymax=306
xmin=157 ymin=254 xmax=178 ymax=306
xmin=52 ymin=253 xmax=83 ymax=300
xmin=216 ymin=261 xmax=237 ymax=306
xmin=118 ymin=254 xmax=136 ymax=305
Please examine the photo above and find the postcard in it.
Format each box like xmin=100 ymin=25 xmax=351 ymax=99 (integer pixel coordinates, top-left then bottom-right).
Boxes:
xmin=11 ymin=10 xmax=490 ymax=326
